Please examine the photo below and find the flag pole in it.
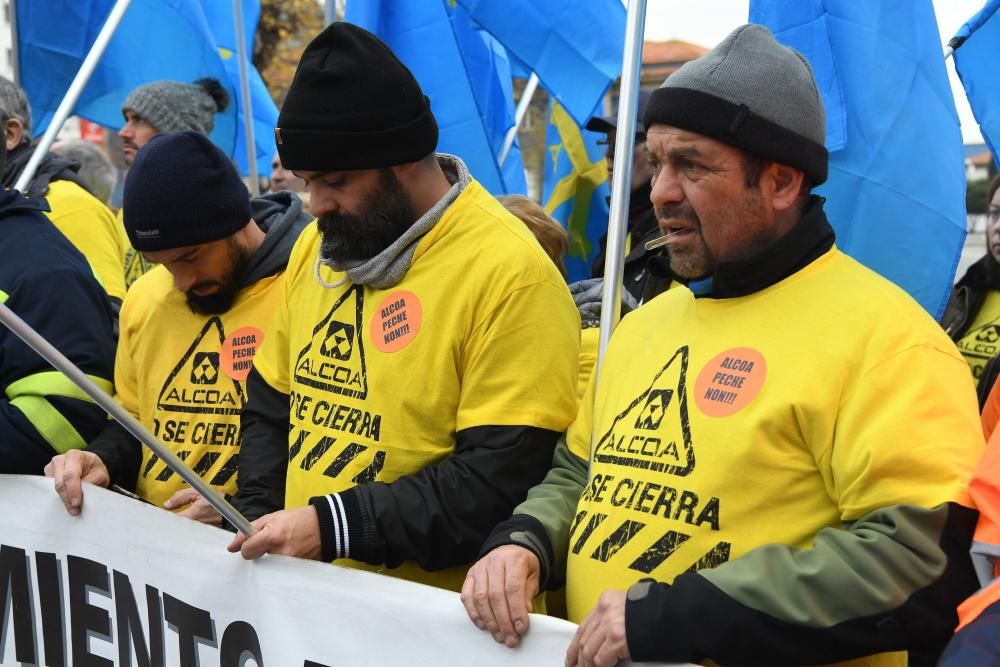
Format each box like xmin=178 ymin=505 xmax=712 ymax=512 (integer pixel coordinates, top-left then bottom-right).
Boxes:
xmin=595 ymin=0 xmax=647 ymax=380
xmin=0 ymin=302 xmax=254 ymax=535
xmin=499 ymin=73 xmax=539 ymax=167
xmin=13 ymin=0 xmax=133 ymax=194
xmin=232 ymin=0 xmax=259 ymax=195
xmin=9 ymin=0 xmax=19 ymax=87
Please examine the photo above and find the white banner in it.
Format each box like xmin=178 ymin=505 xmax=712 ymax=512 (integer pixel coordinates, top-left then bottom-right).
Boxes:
xmin=0 ymin=476 xmax=686 ymax=666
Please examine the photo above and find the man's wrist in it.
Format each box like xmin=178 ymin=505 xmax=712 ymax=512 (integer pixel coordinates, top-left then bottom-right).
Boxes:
xmin=309 ymin=489 xmax=365 ymax=562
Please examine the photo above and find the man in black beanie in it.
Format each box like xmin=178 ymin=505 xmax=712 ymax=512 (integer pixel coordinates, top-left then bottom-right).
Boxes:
xmin=463 ymin=24 xmax=983 ymax=666
xmin=225 ymin=22 xmax=580 ymax=597
xmin=45 ymin=131 xmax=311 ymax=520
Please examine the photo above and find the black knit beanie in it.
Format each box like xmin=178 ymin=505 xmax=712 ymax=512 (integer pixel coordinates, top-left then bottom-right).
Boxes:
xmin=275 ymin=22 xmax=438 ymax=172
xmin=123 ymin=131 xmax=251 ymax=252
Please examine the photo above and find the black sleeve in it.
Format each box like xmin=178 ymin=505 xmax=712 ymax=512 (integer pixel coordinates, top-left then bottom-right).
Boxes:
xmin=624 ymin=502 xmax=978 ymax=665
xmin=0 ymin=267 xmax=115 ymax=474
xmin=87 ymin=419 xmax=142 ymax=491
xmin=310 ymin=425 xmax=560 ymax=570
xmin=231 ymin=368 xmax=289 ymax=522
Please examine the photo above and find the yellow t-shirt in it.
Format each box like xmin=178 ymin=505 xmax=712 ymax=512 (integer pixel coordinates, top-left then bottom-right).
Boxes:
xmin=45 ymin=180 xmax=128 ymax=302
xmin=253 ymin=179 xmax=580 ymax=591
xmin=564 ymin=248 xmax=982 ymax=654
xmin=118 ymin=209 xmax=156 ymax=290
xmin=116 ymin=265 xmax=283 ymax=508
xmin=956 ymin=289 xmax=1000 ymax=384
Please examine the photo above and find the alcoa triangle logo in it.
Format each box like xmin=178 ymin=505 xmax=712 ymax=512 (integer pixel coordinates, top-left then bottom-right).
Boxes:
xmin=294 ymin=285 xmax=368 ymax=399
xmin=593 ymin=346 xmax=695 ymax=477
xmin=156 ymin=317 xmax=246 ymax=416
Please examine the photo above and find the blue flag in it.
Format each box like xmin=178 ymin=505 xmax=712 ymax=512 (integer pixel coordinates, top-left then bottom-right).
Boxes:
xmin=455 ymin=0 xmax=625 ymax=127
xmin=542 ymin=100 xmax=610 ymax=282
xmin=202 ymin=1 xmax=280 ymax=176
xmin=749 ymin=0 xmax=967 ymax=318
xmin=953 ymin=0 xmax=1000 ymax=170
xmin=345 ymin=1 xmax=525 ymax=195
xmin=17 ymin=0 xmax=276 ymax=176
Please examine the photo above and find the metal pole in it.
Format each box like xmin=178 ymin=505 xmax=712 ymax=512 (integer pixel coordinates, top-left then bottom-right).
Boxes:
xmin=326 ymin=0 xmax=337 ymax=26
xmin=0 ymin=303 xmax=254 ymax=535
xmin=9 ymin=0 xmax=19 ymax=87
xmin=232 ymin=0 xmax=259 ymax=195
xmin=595 ymin=0 xmax=646 ymax=381
xmin=13 ymin=0 xmax=133 ymax=193
xmin=499 ymin=73 xmax=539 ymax=167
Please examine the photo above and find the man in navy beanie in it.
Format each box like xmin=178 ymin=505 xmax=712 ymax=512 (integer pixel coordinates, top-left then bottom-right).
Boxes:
xmin=222 ymin=23 xmax=581 ymax=598
xmin=46 ymin=131 xmax=310 ymax=519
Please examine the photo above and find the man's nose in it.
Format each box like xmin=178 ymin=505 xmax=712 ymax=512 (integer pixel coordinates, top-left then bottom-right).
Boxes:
xmin=307 ymin=190 xmax=337 ymax=219
xmin=173 ymin=269 xmax=198 ymax=293
xmin=649 ymin=165 xmax=683 ymax=207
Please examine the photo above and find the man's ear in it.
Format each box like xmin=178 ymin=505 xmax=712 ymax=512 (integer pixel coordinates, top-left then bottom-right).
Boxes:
xmin=4 ymin=118 xmax=22 ymax=152
xmin=768 ymin=162 xmax=806 ymax=213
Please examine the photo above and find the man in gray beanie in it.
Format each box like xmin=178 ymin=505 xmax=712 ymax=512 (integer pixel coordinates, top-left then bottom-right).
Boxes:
xmin=119 ymin=77 xmax=229 ymax=164
xmin=118 ymin=77 xmax=229 ymax=288
xmin=463 ymin=24 xmax=983 ymax=666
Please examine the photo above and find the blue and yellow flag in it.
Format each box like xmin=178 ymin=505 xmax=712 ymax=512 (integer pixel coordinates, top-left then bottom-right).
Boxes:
xmin=953 ymin=0 xmax=1000 ymax=170
xmin=455 ymin=0 xmax=625 ymax=127
xmin=750 ymin=0 xmax=967 ymax=318
xmin=18 ymin=0 xmax=276 ymax=176
xmin=346 ymin=0 xmax=525 ymax=194
xmin=542 ymin=100 xmax=610 ymax=283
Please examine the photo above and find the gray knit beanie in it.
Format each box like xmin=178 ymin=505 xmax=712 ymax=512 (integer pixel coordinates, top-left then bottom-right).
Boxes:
xmin=643 ymin=24 xmax=828 ymax=184
xmin=122 ymin=77 xmax=229 ymax=135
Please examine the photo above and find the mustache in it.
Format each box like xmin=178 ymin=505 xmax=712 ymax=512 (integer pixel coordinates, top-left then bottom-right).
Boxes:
xmin=655 ymin=203 xmax=700 ymax=226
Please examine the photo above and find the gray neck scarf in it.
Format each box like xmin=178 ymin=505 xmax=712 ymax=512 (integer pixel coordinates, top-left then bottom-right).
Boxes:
xmin=316 ymin=154 xmax=470 ymax=290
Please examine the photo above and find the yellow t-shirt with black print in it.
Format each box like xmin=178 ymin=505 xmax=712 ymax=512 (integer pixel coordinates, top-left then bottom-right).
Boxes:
xmin=956 ymin=290 xmax=1000 ymax=384
xmin=116 ymin=266 xmax=282 ymax=508
xmin=46 ymin=180 xmax=128 ymax=302
xmin=253 ymin=178 xmax=580 ymax=591
xmin=564 ymin=247 xmax=982 ymax=654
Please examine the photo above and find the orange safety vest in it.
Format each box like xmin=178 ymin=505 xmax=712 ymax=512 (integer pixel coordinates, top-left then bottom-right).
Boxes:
xmin=957 ymin=379 xmax=1000 ymax=630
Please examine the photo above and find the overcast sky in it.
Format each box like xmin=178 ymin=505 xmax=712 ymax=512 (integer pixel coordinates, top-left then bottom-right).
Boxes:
xmin=642 ymin=0 xmax=987 ymax=143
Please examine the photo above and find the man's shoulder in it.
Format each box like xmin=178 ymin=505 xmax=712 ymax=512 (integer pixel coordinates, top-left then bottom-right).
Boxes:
xmin=284 ymin=220 xmax=322 ymax=282
xmin=435 ymin=181 xmax=566 ymax=288
xmin=121 ymin=265 xmax=176 ymax=315
xmin=0 ymin=201 xmax=92 ymax=282
xmin=44 ymin=179 xmax=113 ymax=221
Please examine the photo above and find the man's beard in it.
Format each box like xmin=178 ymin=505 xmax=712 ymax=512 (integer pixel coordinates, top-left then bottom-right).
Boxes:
xmin=655 ymin=201 xmax=714 ymax=279
xmin=185 ymin=240 xmax=253 ymax=315
xmin=317 ymin=168 xmax=414 ymax=265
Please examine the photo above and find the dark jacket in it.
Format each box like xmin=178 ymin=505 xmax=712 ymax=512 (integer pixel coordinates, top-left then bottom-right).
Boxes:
xmin=940 ymin=254 xmax=1000 ymax=343
xmin=941 ymin=255 xmax=1000 ymax=406
xmin=2 ymin=142 xmax=90 ymax=199
xmin=86 ymin=192 xmax=312 ymax=487
xmin=590 ymin=182 xmax=664 ymax=302
xmin=0 ymin=191 xmax=116 ymax=473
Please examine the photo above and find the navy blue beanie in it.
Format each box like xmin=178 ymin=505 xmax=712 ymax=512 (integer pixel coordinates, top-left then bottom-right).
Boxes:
xmin=123 ymin=131 xmax=251 ymax=251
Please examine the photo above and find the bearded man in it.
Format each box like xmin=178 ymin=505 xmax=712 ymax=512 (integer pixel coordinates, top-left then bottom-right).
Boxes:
xmin=219 ymin=23 xmax=580 ymax=594
xmin=46 ymin=131 xmax=310 ymax=520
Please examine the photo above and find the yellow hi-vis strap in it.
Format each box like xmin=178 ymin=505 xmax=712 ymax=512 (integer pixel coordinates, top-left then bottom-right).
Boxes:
xmin=0 ymin=289 xmax=8 ymax=303
xmin=5 ymin=371 xmax=113 ymax=454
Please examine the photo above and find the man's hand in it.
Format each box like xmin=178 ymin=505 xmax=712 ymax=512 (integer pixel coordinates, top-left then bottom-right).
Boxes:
xmin=44 ymin=450 xmax=110 ymax=516
xmin=461 ymin=545 xmax=540 ymax=648
xmin=164 ymin=487 xmax=222 ymax=527
xmin=227 ymin=506 xmax=321 ymax=560
xmin=565 ymin=589 xmax=629 ymax=667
